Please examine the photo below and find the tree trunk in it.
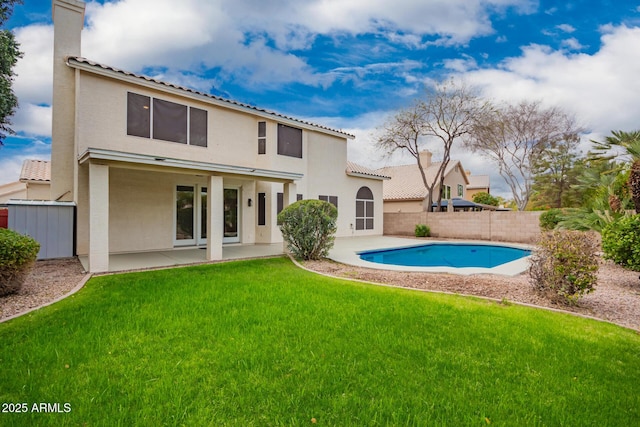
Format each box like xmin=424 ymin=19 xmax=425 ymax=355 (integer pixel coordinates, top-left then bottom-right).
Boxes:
xmin=629 ymin=160 xmax=640 ymax=213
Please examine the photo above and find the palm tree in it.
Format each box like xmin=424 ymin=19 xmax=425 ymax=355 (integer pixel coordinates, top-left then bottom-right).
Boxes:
xmin=590 ymin=130 xmax=640 ymax=213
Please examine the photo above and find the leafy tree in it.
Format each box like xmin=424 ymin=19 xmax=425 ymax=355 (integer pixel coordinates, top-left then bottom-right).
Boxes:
xmin=376 ymin=79 xmax=492 ymax=211
xmin=557 ymin=160 xmax=632 ymax=231
xmin=530 ymin=146 xmax=584 ymax=209
xmin=0 ymin=0 xmax=22 ymax=146
xmin=465 ymin=100 xmax=581 ymax=211
xmin=472 ymin=192 xmax=499 ymax=206
xmin=590 ymin=130 xmax=640 ymax=213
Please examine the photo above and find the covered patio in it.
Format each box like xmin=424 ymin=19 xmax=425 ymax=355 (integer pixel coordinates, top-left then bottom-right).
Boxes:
xmin=79 ymin=243 xmax=284 ymax=273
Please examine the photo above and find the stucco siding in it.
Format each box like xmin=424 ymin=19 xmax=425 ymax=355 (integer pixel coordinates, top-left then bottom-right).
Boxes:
xmin=75 ymin=73 xmax=308 ymax=176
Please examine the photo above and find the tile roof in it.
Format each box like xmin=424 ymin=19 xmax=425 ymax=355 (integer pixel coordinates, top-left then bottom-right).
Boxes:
xmin=19 ymin=160 xmax=51 ymax=182
xmin=66 ymin=56 xmax=355 ymax=140
xmin=346 ymin=162 xmax=390 ymax=180
xmin=466 ymin=174 xmax=490 ymax=189
xmin=376 ymin=160 xmax=465 ymax=201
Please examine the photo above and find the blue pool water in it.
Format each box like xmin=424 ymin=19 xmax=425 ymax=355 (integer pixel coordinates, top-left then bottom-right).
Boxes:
xmin=359 ymin=243 xmax=531 ymax=268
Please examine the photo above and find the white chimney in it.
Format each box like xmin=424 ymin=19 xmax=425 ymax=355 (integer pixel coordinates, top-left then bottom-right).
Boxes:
xmin=51 ymin=0 xmax=85 ymax=201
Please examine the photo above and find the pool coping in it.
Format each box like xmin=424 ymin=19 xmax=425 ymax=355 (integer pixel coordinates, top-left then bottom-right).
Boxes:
xmin=328 ymin=236 xmax=534 ymax=276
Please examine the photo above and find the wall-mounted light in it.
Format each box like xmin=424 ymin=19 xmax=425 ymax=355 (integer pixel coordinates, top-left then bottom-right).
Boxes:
xmin=248 ymin=198 xmax=252 ymax=207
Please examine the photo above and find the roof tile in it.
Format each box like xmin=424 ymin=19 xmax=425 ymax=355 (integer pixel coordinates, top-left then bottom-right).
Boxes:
xmin=20 ymin=160 xmax=51 ymax=182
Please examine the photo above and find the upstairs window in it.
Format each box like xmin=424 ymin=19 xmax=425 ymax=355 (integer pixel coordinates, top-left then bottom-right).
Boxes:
xmin=190 ymin=107 xmax=208 ymax=147
xmin=277 ymin=124 xmax=302 ymax=158
xmin=457 ymin=184 xmax=464 ymax=197
xmin=441 ymin=185 xmax=451 ymax=200
xmin=127 ymin=93 xmax=150 ymax=138
xmin=127 ymin=92 xmax=207 ymax=147
xmin=258 ymin=121 xmax=266 ymax=154
xmin=153 ymin=98 xmax=187 ymax=144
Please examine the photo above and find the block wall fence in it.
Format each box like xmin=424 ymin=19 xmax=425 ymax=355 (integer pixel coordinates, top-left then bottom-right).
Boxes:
xmin=384 ymin=211 xmax=543 ymax=243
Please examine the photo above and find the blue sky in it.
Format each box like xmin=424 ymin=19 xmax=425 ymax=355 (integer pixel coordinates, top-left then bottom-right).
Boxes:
xmin=2 ymin=0 xmax=640 ymax=198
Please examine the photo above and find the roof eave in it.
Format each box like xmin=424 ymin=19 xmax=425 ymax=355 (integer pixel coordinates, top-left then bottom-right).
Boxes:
xmin=66 ymin=57 xmax=355 ymax=140
xmin=78 ymin=148 xmax=304 ymax=182
xmin=346 ymin=171 xmax=390 ymax=180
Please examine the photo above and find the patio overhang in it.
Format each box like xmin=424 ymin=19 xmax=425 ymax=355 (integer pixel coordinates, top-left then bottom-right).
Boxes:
xmin=78 ymin=148 xmax=304 ymax=183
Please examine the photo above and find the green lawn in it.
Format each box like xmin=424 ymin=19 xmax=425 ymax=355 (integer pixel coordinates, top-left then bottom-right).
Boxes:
xmin=0 ymin=257 xmax=639 ymax=426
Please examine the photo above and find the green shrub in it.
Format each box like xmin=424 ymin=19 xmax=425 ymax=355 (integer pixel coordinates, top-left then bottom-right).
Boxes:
xmin=529 ymin=230 xmax=599 ymax=305
xmin=277 ymin=199 xmax=338 ymax=260
xmin=0 ymin=229 xmax=40 ymax=297
xmin=539 ymin=208 xmax=563 ymax=231
xmin=602 ymin=214 xmax=640 ymax=271
xmin=414 ymin=224 xmax=430 ymax=237
xmin=472 ymin=192 xmax=499 ymax=206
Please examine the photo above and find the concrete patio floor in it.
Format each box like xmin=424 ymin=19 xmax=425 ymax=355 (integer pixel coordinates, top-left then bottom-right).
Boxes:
xmin=78 ymin=243 xmax=285 ymax=273
xmin=78 ymin=236 xmax=532 ymax=276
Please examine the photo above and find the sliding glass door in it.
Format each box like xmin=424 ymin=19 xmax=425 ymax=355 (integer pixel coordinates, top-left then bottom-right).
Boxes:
xmin=223 ymin=188 xmax=240 ymax=243
xmin=175 ymin=185 xmax=239 ymax=246
xmin=175 ymin=185 xmax=196 ymax=246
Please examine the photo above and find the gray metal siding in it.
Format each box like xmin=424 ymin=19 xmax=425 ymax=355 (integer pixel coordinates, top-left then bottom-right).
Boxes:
xmin=8 ymin=202 xmax=75 ymax=260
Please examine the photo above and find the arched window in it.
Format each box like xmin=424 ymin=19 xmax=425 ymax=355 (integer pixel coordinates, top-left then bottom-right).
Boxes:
xmin=355 ymin=186 xmax=374 ymax=230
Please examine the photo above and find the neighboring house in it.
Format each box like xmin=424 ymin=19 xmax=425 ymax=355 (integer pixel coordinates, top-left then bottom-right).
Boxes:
xmin=50 ymin=0 xmax=386 ymax=272
xmin=0 ymin=182 xmax=26 ymax=205
xmin=0 ymin=160 xmax=51 ymax=203
xmin=465 ymin=171 xmax=491 ymax=202
xmin=376 ymin=151 xmax=470 ymax=213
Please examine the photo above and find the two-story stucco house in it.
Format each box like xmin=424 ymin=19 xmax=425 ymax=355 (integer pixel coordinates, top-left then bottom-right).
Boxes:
xmin=51 ymin=0 xmax=385 ymax=273
xmin=376 ymin=151 xmax=470 ymax=213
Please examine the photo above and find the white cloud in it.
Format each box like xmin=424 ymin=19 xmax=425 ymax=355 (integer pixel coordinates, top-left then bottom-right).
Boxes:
xmin=464 ymin=25 xmax=640 ymax=134
xmin=12 ymin=104 xmax=52 ymax=137
xmin=556 ymin=24 xmax=576 ymax=33
xmin=561 ymin=37 xmax=584 ymax=50
xmin=443 ymin=56 xmax=479 ymax=72
xmin=0 ymin=157 xmax=27 ymax=186
xmin=13 ymin=24 xmax=53 ymax=106
xmin=339 ymin=25 xmax=640 ymax=200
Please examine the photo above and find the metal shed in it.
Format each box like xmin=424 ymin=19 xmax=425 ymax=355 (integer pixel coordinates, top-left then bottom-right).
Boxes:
xmin=8 ymin=200 xmax=76 ymax=260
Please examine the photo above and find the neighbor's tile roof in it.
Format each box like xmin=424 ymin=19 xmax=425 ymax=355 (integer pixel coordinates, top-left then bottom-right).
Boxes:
xmin=66 ymin=56 xmax=355 ymax=140
xmin=376 ymin=160 xmax=464 ymax=201
xmin=346 ymin=162 xmax=390 ymax=180
xmin=466 ymin=174 xmax=490 ymax=189
xmin=19 ymin=160 xmax=51 ymax=182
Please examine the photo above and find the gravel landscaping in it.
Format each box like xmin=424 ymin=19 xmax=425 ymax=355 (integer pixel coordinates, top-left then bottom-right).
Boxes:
xmin=0 ymin=258 xmax=87 ymax=322
xmin=2 ymin=255 xmax=639 ymax=331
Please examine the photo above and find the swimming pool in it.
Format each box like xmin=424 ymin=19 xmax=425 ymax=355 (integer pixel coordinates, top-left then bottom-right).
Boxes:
xmin=358 ymin=243 xmax=531 ymax=268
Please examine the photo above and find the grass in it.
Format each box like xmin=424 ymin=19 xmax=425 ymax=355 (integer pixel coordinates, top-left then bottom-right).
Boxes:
xmin=0 ymin=257 xmax=639 ymax=426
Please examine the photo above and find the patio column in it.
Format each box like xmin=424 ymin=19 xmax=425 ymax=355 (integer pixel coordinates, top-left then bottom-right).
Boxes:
xmin=88 ymin=163 xmax=109 ymax=273
xmin=207 ymin=175 xmax=223 ymax=261
xmin=283 ymin=182 xmax=297 ymax=208
xmin=282 ymin=182 xmax=297 ymax=254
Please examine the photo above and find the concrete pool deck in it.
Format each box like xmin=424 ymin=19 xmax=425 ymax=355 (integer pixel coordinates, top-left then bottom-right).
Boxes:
xmin=328 ymin=236 xmax=533 ymax=276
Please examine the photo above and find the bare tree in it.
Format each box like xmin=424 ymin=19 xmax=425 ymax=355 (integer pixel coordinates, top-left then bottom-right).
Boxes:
xmin=376 ymin=79 xmax=492 ymax=211
xmin=465 ymin=100 xmax=581 ymax=211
